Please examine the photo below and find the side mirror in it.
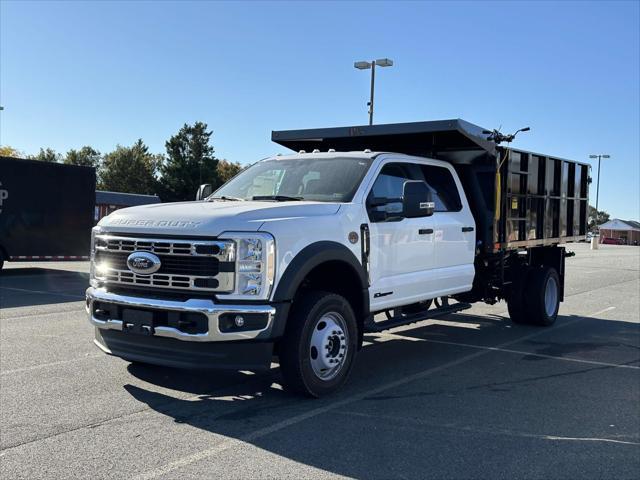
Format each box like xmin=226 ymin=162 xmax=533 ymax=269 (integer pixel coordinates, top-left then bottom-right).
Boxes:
xmin=403 ymin=181 xmax=434 ymax=218
xmin=367 ymin=195 xmax=404 ymax=222
xmin=195 ymin=184 xmax=213 ymax=201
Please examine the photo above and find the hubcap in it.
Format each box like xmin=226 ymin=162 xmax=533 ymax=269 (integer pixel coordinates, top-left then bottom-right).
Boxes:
xmin=309 ymin=312 xmax=348 ymax=381
xmin=544 ymin=275 xmax=558 ymax=317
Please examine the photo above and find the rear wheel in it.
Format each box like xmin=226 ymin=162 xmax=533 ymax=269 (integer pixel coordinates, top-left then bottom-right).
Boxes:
xmin=525 ymin=267 xmax=560 ymax=326
xmin=279 ymin=291 xmax=358 ymax=397
xmin=507 ymin=268 xmax=531 ymax=325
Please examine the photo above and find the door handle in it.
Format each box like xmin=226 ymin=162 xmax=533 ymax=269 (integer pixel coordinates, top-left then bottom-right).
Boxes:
xmin=462 ymin=226 xmax=474 ymax=232
xmin=419 ymin=228 xmax=434 ymax=235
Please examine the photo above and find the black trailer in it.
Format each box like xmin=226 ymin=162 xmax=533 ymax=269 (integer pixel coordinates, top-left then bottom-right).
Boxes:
xmin=0 ymin=156 xmax=96 ymax=269
xmin=272 ymin=119 xmax=590 ymax=309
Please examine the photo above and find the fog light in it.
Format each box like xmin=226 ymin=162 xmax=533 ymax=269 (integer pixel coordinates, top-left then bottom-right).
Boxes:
xmin=219 ymin=312 xmax=269 ymax=332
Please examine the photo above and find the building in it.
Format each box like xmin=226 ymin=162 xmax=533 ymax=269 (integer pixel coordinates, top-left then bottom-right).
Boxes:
xmin=95 ymin=190 xmax=161 ymax=223
xmin=598 ymin=219 xmax=640 ymax=245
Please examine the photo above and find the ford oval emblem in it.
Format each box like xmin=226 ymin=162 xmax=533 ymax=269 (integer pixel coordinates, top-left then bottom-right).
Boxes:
xmin=126 ymin=251 xmax=161 ymax=275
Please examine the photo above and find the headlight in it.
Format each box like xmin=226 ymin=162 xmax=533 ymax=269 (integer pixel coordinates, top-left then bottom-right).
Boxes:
xmin=219 ymin=232 xmax=275 ymax=301
xmin=89 ymin=226 xmax=102 ymax=288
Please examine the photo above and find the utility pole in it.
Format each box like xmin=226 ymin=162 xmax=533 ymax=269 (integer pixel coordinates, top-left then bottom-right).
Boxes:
xmin=589 ymin=153 xmax=610 ymax=215
xmin=354 ymin=58 xmax=393 ymax=125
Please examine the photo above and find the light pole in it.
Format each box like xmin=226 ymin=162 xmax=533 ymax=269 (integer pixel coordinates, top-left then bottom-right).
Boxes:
xmin=354 ymin=58 xmax=393 ymax=125
xmin=589 ymin=154 xmax=610 ymax=215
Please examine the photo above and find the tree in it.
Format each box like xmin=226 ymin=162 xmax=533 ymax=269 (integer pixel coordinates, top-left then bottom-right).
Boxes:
xmin=29 ymin=148 xmax=61 ymax=163
xmin=99 ymin=140 xmax=160 ymax=195
xmin=65 ymin=146 xmax=101 ymax=168
xmin=0 ymin=145 xmax=24 ymax=158
xmin=160 ymin=122 xmax=220 ymax=202
xmin=217 ymin=159 xmax=243 ymax=184
xmin=588 ymin=205 xmax=610 ymax=231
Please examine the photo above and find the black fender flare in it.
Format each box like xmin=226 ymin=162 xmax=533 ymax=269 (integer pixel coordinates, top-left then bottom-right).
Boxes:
xmin=270 ymin=241 xmax=369 ymax=337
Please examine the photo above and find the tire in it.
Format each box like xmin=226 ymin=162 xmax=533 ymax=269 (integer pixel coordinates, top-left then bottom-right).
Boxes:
xmin=279 ymin=291 xmax=358 ymax=398
xmin=524 ymin=267 xmax=560 ymax=326
xmin=507 ymin=268 xmax=530 ymax=325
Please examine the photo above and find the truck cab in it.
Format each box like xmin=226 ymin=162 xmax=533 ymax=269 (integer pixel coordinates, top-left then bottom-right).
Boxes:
xmin=87 ymin=120 xmax=588 ymax=397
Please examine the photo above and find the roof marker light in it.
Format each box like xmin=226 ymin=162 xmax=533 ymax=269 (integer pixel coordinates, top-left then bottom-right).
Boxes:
xmin=328 ymin=149 xmax=336 ymax=153
xmin=364 ymin=149 xmax=372 ymax=153
xmin=299 ymin=150 xmax=306 ymax=154
xmin=312 ymin=149 xmax=320 ymax=153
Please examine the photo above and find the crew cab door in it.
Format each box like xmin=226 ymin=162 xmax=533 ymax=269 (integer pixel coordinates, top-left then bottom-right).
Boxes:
xmin=366 ymin=161 xmax=437 ymax=311
xmin=420 ymin=164 xmax=476 ymax=292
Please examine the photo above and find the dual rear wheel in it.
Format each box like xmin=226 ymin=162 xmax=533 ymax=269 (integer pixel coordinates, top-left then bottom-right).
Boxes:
xmin=508 ymin=266 xmax=560 ymax=326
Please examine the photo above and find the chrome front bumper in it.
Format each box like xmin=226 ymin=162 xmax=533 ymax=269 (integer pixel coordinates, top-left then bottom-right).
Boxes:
xmin=86 ymin=287 xmax=276 ymax=342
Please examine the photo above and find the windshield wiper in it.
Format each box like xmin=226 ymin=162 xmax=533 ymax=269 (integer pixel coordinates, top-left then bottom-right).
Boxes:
xmin=207 ymin=195 xmax=244 ymax=202
xmin=252 ymin=195 xmax=303 ymax=202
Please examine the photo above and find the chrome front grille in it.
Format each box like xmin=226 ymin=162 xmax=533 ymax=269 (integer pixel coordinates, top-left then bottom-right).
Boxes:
xmin=94 ymin=234 xmax=235 ymax=293
xmin=97 ymin=236 xmax=234 ymax=258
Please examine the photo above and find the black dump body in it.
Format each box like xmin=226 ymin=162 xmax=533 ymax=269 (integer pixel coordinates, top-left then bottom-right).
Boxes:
xmin=272 ymin=119 xmax=590 ymax=255
xmin=0 ymin=156 xmax=96 ymax=261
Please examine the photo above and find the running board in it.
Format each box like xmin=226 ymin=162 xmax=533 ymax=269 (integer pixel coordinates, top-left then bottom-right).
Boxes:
xmin=364 ymin=302 xmax=472 ymax=333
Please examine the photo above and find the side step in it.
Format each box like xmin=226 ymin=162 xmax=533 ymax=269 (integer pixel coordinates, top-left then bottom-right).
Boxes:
xmin=364 ymin=302 xmax=472 ymax=333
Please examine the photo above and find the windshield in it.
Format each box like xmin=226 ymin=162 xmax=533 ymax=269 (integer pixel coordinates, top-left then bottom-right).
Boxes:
xmin=211 ymin=156 xmax=371 ymax=202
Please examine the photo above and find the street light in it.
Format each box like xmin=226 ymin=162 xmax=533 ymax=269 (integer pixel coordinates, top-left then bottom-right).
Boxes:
xmin=588 ymin=153 xmax=610 ymax=215
xmin=354 ymin=58 xmax=394 ymax=125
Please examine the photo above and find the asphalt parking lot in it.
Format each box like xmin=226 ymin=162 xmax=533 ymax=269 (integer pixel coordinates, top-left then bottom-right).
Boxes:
xmin=0 ymin=243 xmax=638 ymax=479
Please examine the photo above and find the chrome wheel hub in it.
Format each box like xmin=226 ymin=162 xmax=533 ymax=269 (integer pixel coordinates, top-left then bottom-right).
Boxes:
xmin=309 ymin=312 xmax=348 ymax=381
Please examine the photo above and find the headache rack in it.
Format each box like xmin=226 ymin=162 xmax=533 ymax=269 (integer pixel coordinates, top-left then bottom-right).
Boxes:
xmin=272 ymin=119 xmax=590 ymax=254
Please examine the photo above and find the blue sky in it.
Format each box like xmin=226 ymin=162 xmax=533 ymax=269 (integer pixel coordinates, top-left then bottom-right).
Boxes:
xmin=1 ymin=0 xmax=638 ymax=219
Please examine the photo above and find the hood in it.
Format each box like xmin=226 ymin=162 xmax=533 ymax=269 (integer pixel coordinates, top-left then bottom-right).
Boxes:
xmin=98 ymin=200 xmax=341 ymax=237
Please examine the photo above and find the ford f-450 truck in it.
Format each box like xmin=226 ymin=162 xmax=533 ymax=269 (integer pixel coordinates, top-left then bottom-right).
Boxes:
xmin=87 ymin=119 xmax=589 ymax=396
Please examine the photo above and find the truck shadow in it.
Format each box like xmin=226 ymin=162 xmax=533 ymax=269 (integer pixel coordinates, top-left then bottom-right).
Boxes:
xmin=0 ymin=268 xmax=88 ymax=308
xmin=123 ymin=313 xmax=640 ymax=478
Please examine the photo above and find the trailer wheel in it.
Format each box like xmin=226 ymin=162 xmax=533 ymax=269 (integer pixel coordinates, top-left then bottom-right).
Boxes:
xmin=507 ymin=268 xmax=530 ymax=324
xmin=525 ymin=267 xmax=560 ymax=326
xmin=279 ymin=291 xmax=358 ymax=397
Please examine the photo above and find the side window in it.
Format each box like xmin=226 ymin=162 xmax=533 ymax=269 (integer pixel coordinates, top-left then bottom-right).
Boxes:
xmin=367 ymin=163 xmax=414 ymax=219
xmin=420 ymin=165 xmax=462 ymax=212
xmin=370 ymin=163 xmax=412 ymax=200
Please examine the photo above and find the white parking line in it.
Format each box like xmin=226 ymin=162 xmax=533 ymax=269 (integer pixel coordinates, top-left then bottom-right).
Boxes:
xmin=368 ymin=307 xmax=638 ymax=370
xmin=339 ymin=411 xmax=640 ymax=446
xmin=423 ymin=339 xmax=638 ymax=370
xmin=133 ymin=313 xmax=593 ymax=480
xmin=543 ymin=435 xmax=640 ymax=446
xmin=0 ymin=354 xmax=103 ymax=376
xmin=0 ymin=306 xmax=85 ymax=321
xmin=0 ymin=286 xmax=85 ymax=300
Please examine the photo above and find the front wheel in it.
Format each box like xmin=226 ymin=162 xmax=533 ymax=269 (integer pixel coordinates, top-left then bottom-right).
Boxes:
xmin=279 ymin=291 xmax=358 ymax=397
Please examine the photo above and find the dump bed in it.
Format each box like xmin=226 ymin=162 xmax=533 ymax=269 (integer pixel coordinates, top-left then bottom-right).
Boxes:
xmin=272 ymin=119 xmax=590 ymax=254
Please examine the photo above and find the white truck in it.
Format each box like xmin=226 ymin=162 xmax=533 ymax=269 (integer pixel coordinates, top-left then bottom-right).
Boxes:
xmin=87 ymin=120 xmax=589 ymax=396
